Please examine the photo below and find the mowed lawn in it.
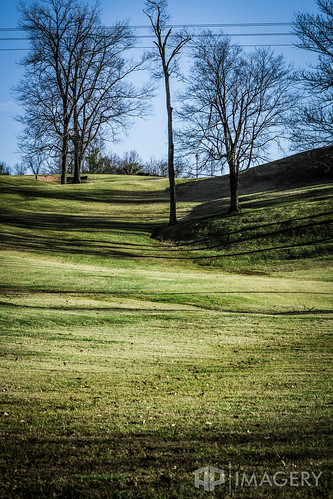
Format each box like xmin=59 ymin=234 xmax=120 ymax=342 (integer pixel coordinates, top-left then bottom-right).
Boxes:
xmin=0 ymin=174 xmax=332 ymax=498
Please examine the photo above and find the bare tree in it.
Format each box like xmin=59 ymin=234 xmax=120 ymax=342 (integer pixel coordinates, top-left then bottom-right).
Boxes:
xmin=121 ymin=150 xmax=143 ymax=175
xmin=143 ymin=0 xmax=190 ymax=225
xmin=17 ymin=0 xmax=149 ymax=184
xmin=15 ymin=74 xmax=63 ymax=175
xmin=178 ymin=33 xmax=295 ymax=213
xmin=17 ymin=0 xmax=83 ymax=183
xmin=104 ymin=152 xmax=123 ymax=174
xmin=69 ymin=10 xmax=148 ymax=183
xmin=13 ymin=163 xmax=28 ymax=176
xmin=143 ymin=157 xmax=167 ymax=176
xmin=0 ymin=162 xmax=11 ymax=175
xmin=290 ymin=0 xmax=333 ymax=149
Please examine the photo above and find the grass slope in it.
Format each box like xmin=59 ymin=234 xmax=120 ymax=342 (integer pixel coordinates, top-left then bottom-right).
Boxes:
xmin=157 ymin=146 xmax=333 ymax=270
xmin=0 ymin=150 xmax=332 ymax=498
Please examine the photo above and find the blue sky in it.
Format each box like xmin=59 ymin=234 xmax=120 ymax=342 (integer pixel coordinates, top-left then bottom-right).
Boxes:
xmin=0 ymin=0 xmax=320 ymax=171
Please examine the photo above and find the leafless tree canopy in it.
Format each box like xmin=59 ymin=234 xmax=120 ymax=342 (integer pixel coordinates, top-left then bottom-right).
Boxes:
xmin=290 ymin=0 xmax=333 ymax=149
xmin=16 ymin=0 xmax=149 ymax=183
xmin=178 ymin=32 xmax=295 ymax=212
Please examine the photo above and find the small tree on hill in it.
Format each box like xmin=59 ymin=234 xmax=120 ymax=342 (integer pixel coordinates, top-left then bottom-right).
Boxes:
xmin=0 ymin=162 xmax=10 ymax=175
xmin=85 ymin=147 xmax=106 ymax=173
xmin=14 ymin=163 xmax=28 ymax=176
xmin=121 ymin=150 xmax=143 ymax=175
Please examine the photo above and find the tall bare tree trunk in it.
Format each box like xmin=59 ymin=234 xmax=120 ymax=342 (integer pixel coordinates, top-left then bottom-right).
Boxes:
xmin=164 ymin=71 xmax=177 ymax=226
xmin=144 ymin=1 xmax=190 ymax=226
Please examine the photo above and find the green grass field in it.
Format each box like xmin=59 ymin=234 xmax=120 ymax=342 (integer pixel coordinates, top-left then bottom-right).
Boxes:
xmin=0 ymin=168 xmax=332 ymax=498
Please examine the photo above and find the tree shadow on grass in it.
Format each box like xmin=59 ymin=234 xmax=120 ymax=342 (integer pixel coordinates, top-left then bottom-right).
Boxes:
xmin=1 ymin=417 xmax=331 ymax=498
xmin=0 ymin=210 xmax=169 ymax=261
xmin=1 ymin=182 xmax=332 ymax=263
xmin=0 ymin=183 xmax=170 ymax=205
xmin=0 ymin=294 xmax=331 ymax=316
xmin=185 ymin=184 xmax=333 ymax=221
xmin=1 ymin=212 xmax=332 ymax=263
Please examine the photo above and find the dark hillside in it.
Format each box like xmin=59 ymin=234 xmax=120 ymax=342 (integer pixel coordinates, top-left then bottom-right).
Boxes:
xmin=176 ymin=145 xmax=333 ymax=204
xmin=239 ymin=145 xmax=332 ymax=193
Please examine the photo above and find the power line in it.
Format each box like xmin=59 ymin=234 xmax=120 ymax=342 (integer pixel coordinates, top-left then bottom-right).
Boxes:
xmin=0 ymin=33 xmax=292 ymax=42
xmin=130 ymin=44 xmax=296 ymax=49
xmin=0 ymin=22 xmax=295 ymax=51
xmin=0 ymin=44 xmax=298 ymax=51
xmin=136 ymin=32 xmax=292 ymax=38
xmin=0 ymin=22 xmax=293 ymax=31
xmin=132 ymin=22 xmax=292 ymax=28
xmin=0 ymin=22 xmax=298 ymax=51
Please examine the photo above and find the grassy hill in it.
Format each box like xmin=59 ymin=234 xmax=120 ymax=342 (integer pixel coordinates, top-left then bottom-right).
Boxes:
xmin=177 ymin=145 xmax=333 ymax=203
xmin=156 ymin=146 xmax=333 ymax=270
xmin=0 ymin=147 xmax=332 ymax=498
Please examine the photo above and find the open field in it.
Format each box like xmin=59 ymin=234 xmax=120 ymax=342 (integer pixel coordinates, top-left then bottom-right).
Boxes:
xmin=0 ymin=161 xmax=332 ymax=497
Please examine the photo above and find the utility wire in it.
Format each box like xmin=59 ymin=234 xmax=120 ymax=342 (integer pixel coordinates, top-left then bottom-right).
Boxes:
xmin=0 ymin=22 xmax=293 ymax=31
xmin=0 ymin=33 xmax=292 ymax=41
xmin=0 ymin=22 xmax=297 ymax=51
xmin=135 ymin=32 xmax=292 ymax=38
xmin=0 ymin=44 xmax=297 ymax=51
xmin=131 ymin=22 xmax=293 ymax=28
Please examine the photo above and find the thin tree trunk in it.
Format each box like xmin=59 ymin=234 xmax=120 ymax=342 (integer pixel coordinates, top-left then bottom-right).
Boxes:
xmin=60 ymin=129 xmax=69 ymax=185
xmin=73 ymin=154 xmax=81 ymax=183
xmin=72 ymin=106 xmax=81 ymax=184
xmin=165 ymin=71 xmax=177 ymax=226
xmin=73 ymin=142 xmax=81 ymax=184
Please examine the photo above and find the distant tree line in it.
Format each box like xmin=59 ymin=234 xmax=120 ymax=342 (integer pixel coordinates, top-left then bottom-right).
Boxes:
xmin=11 ymin=0 xmax=332 ymax=221
xmin=82 ymin=147 xmax=187 ymax=177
